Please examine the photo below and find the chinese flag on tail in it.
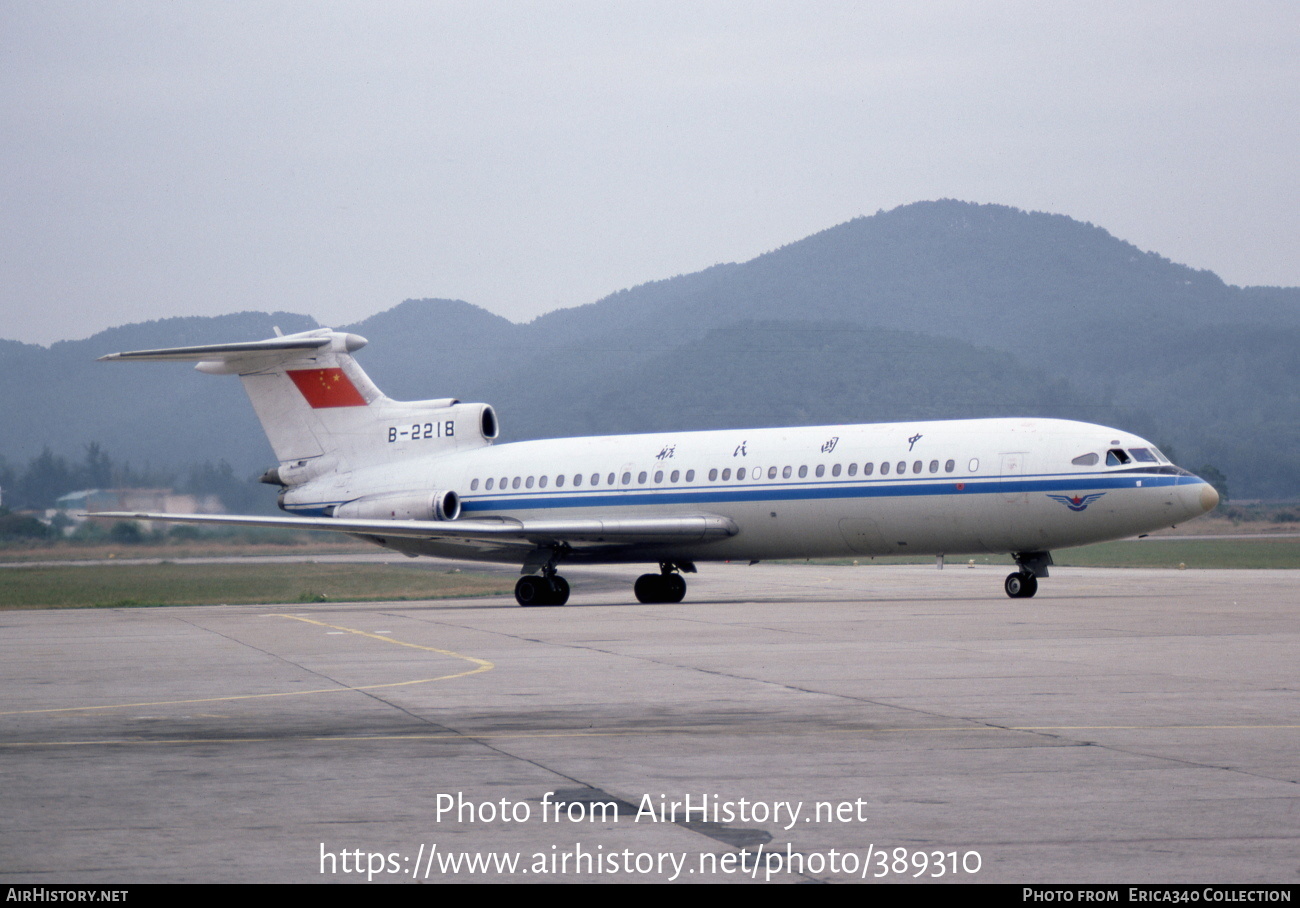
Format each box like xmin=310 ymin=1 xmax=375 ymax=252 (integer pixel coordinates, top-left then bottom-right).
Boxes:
xmin=287 ymin=368 xmax=368 ymax=408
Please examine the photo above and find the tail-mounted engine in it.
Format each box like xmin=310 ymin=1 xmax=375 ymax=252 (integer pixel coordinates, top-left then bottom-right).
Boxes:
xmin=378 ymin=401 xmax=498 ymax=451
xmin=262 ymin=402 xmax=498 ymax=489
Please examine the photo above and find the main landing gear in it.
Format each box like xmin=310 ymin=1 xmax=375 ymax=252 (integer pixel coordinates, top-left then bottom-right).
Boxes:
xmin=513 ymin=558 xmax=696 ymax=606
xmin=1004 ymin=551 xmax=1052 ymax=599
xmin=515 ymin=570 xmax=569 ymax=606
xmin=633 ymin=562 xmax=692 ymax=604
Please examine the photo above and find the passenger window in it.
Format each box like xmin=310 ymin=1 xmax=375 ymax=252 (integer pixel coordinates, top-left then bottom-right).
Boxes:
xmin=863 ymin=462 xmax=873 ymax=476
xmin=685 ymin=470 xmax=695 ymax=482
xmin=1072 ymin=453 xmax=1099 ymax=466
xmin=709 ymin=468 xmax=718 ymax=481
xmin=622 ymin=472 xmax=631 ymax=485
xmin=500 ymin=476 xmax=508 ymax=489
xmin=880 ymin=462 xmax=889 ymax=475
xmin=832 ymin=464 xmax=842 ymax=477
xmin=512 ymin=477 xmax=521 ymax=489
xmin=968 ymin=458 xmax=979 ymax=472
xmin=815 ymin=464 xmax=825 ymax=478
xmin=471 ymin=478 xmax=479 ymax=490
xmin=737 ymin=467 xmax=746 ymax=480
xmin=945 ymin=460 xmax=955 ymax=473
xmin=573 ymin=474 xmax=581 ymax=487
xmin=589 ymin=474 xmax=598 ymax=486
xmin=782 ymin=466 xmax=792 ymax=479
xmin=848 ymin=463 xmax=858 ymax=476
xmin=638 ymin=471 xmax=647 ymax=484
xmin=722 ymin=468 xmax=732 ymax=480
xmin=538 ymin=476 xmax=547 ymax=488
xmin=485 ymin=478 xmax=494 ymax=490
xmin=654 ymin=470 xmax=663 ymax=483
xmin=913 ymin=461 xmax=922 ymax=474
xmin=526 ymin=476 xmax=535 ymax=489
xmin=929 ymin=460 xmax=939 ymax=473
xmin=607 ymin=473 xmax=615 ymax=486
xmin=798 ymin=465 xmax=807 ymax=478
xmin=768 ymin=467 xmax=778 ymax=479
xmin=670 ymin=470 xmax=679 ymax=482
xmin=896 ymin=461 xmax=906 ymax=474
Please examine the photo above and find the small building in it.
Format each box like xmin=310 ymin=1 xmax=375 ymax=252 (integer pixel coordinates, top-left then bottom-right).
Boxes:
xmin=54 ymin=489 xmax=224 ymax=533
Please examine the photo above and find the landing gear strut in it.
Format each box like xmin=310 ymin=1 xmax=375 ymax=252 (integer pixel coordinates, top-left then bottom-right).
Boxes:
xmin=634 ymin=562 xmax=691 ymax=604
xmin=1004 ymin=551 xmax=1052 ymax=599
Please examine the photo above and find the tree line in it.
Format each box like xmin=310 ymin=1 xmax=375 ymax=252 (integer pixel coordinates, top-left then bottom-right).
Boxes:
xmin=0 ymin=442 xmax=271 ymax=515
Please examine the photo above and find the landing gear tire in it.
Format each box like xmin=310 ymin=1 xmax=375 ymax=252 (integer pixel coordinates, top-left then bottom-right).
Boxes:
xmin=516 ymin=575 xmax=569 ymax=607
xmin=634 ymin=572 xmax=687 ymax=604
xmin=516 ymin=576 xmax=546 ymax=606
xmin=634 ymin=574 xmax=660 ymax=603
xmin=663 ymin=573 xmax=686 ymax=603
xmin=1004 ymin=571 xmax=1038 ymax=599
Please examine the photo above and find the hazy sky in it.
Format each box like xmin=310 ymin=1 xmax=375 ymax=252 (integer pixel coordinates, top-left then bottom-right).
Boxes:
xmin=2 ymin=1 xmax=1297 ymax=346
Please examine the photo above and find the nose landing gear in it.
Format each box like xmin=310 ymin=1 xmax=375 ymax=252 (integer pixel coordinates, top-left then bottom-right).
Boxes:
xmin=1004 ymin=551 xmax=1052 ymax=598
xmin=1004 ymin=571 xmax=1038 ymax=598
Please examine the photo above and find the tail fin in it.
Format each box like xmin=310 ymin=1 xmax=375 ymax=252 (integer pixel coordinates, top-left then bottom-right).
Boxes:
xmin=100 ymin=328 xmax=497 ymax=475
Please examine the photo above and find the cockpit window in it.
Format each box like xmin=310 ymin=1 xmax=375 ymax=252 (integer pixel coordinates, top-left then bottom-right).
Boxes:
xmin=1128 ymin=447 xmax=1159 ymax=463
xmin=1071 ymin=453 xmax=1099 ymax=466
xmin=1106 ymin=449 xmax=1131 ymax=466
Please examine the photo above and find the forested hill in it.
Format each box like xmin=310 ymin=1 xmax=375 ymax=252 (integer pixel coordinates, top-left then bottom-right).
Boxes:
xmin=3 ymin=201 xmax=1296 ymax=505
xmin=532 ymin=200 xmax=1299 ymax=341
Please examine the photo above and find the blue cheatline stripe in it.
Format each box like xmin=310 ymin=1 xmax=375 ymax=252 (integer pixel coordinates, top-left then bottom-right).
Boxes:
xmin=452 ymin=471 xmax=1203 ymax=515
xmin=283 ymin=472 xmax=1205 ymax=516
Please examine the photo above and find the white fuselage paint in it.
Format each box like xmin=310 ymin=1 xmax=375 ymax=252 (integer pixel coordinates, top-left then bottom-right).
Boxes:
xmin=283 ymin=417 xmax=1214 ymax=565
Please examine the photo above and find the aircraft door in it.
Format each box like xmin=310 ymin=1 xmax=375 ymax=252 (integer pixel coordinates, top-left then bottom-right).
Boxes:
xmin=1000 ymin=452 xmax=1028 ymax=504
xmin=977 ymin=450 xmax=1024 ymax=548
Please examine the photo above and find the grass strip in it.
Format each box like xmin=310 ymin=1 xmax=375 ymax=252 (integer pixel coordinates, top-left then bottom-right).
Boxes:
xmin=0 ymin=562 xmax=513 ymax=610
xmin=794 ymin=536 xmax=1300 ymax=570
xmin=1051 ymin=537 xmax=1300 ymax=569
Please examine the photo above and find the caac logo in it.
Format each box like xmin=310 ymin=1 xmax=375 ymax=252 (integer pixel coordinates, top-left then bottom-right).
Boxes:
xmin=1048 ymin=493 xmax=1106 ymax=512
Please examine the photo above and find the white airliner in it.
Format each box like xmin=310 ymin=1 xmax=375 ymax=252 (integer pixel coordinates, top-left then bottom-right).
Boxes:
xmin=97 ymin=327 xmax=1219 ymax=605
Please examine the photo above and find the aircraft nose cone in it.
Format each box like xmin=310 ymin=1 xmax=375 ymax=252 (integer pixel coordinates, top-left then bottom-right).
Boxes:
xmin=1199 ymin=482 xmax=1220 ymax=513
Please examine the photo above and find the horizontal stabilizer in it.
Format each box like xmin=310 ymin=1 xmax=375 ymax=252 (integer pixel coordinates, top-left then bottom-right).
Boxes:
xmin=98 ymin=329 xmax=369 ymax=374
xmin=98 ymin=336 xmax=335 ymax=363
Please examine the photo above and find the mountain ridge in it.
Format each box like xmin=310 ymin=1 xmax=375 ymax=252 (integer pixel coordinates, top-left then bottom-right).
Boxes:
xmin=4 ymin=200 xmax=1295 ymax=500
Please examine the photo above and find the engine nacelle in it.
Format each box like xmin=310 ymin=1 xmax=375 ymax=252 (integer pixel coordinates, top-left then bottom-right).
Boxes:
xmin=373 ymin=401 xmax=499 ymax=450
xmin=334 ymin=490 xmax=460 ymax=522
xmin=471 ymin=403 xmax=499 ymax=441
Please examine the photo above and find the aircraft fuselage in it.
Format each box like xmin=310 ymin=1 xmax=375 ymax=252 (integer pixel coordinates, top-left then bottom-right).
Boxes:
xmin=281 ymin=417 xmax=1215 ymax=566
xmin=96 ymin=329 xmax=1218 ymax=605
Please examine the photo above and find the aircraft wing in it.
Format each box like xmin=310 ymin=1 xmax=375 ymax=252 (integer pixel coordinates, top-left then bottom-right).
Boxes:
xmin=88 ymin=511 xmax=739 ymax=549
